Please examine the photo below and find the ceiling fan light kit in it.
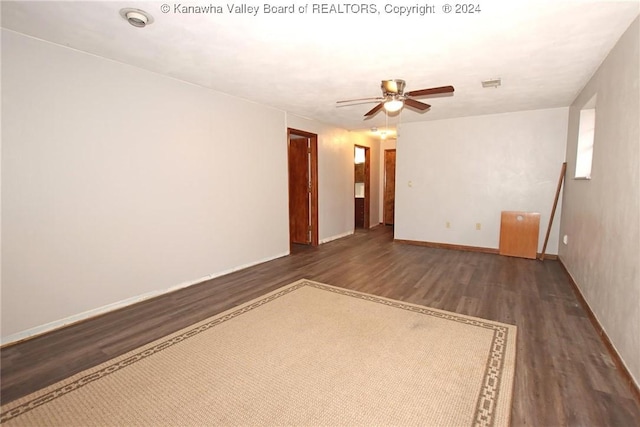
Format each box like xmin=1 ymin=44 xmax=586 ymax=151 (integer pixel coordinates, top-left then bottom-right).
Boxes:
xmin=384 ymin=99 xmax=404 ymax=113
xmin=337 ymin=79 xmax=454 ymax=118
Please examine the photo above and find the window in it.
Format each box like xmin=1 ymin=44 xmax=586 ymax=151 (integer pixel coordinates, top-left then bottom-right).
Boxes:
xmin=575 ymin=95 xmax=596 ymax=179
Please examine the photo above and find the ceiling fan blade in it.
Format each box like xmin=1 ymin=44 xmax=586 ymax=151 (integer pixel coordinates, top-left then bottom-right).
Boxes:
xmin=404 ymin=98 xmax=431 ymax=111
xmin=405 ymin=85 xmax=455 ymax=97
xmin=336 ymin=97 xmax=382 ymax=104
xmin=364 ymin=102 xmax=385 ymax=117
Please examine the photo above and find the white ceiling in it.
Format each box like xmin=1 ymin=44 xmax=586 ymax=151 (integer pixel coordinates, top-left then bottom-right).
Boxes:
xmin=2 ymin=1 xmax=638 ymax=132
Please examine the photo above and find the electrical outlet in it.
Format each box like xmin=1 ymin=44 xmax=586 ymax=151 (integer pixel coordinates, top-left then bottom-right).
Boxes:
xmin=446 ymin=221 xmax=451 ymax=229
xmin=563 ymin=235 xmax=568 ymax=245
xmin=476 ymin=223 xmax=481 ymax=230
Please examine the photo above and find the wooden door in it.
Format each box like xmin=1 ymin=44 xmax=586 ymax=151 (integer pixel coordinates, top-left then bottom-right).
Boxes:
xmin=384 ymin=149 xmax=396 ymax=225
xmin=288 ymin=137 xmax=310 ymax=244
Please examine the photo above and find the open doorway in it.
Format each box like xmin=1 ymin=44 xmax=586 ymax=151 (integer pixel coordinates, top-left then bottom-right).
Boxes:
xmin=354 ymin=145 xmax=370 ymax=229
xmin=287 ymin=128 xmax=318 ymax=246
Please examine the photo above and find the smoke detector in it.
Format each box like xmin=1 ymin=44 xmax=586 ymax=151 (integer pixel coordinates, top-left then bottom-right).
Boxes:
xmin=120 ymin=8 xmax=154 ymax=28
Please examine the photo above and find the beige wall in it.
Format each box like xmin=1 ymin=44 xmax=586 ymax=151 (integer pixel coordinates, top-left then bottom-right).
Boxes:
xmin=1 ymin=30 xmax=380 ymax=343
xmin=559 ymin=17 xmax=640 ymax=386
xmin=395 ymin=108 xmax=568 ymax=253
xmin=1 ymin=30 xmax=290 ymax=341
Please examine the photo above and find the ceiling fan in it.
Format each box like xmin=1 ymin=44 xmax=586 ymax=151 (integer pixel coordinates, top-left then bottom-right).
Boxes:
xmin=337 ymin=79 xmax=454 ymax=117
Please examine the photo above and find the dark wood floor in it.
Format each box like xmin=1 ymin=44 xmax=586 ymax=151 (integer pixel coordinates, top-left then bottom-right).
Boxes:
xmin=2 ymin=226 xmax=639 ymax=425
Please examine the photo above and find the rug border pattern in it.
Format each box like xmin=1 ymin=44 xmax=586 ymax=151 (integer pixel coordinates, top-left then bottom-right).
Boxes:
xmin=1 ymin=279 xmax=515 ymax=427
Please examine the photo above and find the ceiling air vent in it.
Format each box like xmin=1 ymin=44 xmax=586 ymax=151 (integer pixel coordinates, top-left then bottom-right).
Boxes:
xmin=481 ymin=78 xmax=502 ymax=88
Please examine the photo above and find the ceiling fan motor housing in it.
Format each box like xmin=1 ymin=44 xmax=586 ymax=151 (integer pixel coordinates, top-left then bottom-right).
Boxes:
xmin=381 ymin=79 xmax=406 ymax=96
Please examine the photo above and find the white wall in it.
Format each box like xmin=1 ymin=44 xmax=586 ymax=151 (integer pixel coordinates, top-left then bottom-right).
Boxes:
xmin=559 ymin=17 xmax=639 ymax=386
xmin=395 ymin=108 xmax=568 ymax=253
xmin=286 ymin=115 xmax=379 ymax=242
xmin=1 ymin=30 xmax=290 ymax=341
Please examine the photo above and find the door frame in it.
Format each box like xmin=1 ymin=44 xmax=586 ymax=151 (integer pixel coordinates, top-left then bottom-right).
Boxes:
xmin=383 ymin=149 xmax=396 ymax=226
xmin=355 ymin=145 xmax=371 ymax=229
xmin=287 ymin=128 xmax=319 ymax=246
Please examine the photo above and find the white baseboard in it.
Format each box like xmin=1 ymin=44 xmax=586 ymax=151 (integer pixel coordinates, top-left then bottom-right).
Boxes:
xmin=1 ymin=251 xmax=290 ymax=347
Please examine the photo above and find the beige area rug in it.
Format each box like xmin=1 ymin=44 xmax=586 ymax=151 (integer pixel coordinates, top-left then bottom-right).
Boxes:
xmin=1 ymin=279 xmax=517 ymax=426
